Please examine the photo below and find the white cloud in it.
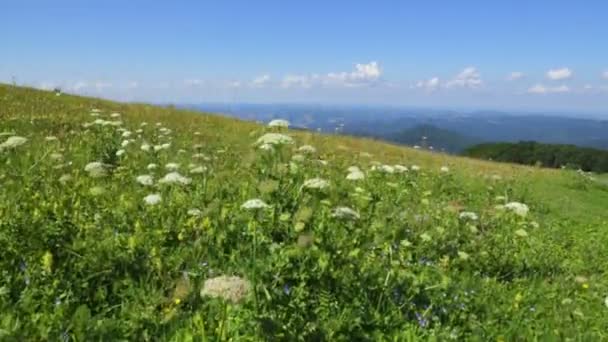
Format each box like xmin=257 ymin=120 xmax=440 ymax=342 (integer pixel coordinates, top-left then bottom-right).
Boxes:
xmin=251 ymin=74 xmax=271 ymax=87
xmin=527 ymin=84 xmax=570 ymax=94
xmin=281 ymin=61 xmax=382 ymax=89
xmin=546 ymin=68 xmax=572 ymax=81
xmin=413 ymin=77 xmax=440 ymax=92
xmin=94 ymin=82 xmax=112 ymax=91
xmin=506 ymin=71 xmax=525 ymax=81
xmin=445 ymin=67 xmax=482 ymax=88
xmin=602 ymin=70 xmax=608 ymax=80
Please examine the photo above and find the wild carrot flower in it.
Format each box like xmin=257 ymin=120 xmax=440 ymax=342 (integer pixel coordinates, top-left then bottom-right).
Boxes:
xmin=241 ymin=198 xmax=269 ymax=210
xmin=346 ymin=170 xmax=365 ymax=180
xmin=302 ymin=178 xmax=330 ymax=190
xmin=298 ymin=145 xmax=316 ymax=154
xmin=147 ymin=163 xmax=158 ymax=170
xmin=165 ymin=163 xmax=180 ymax=171
xmin=159 ymin=172 xmax=192 ymax=185
xmin=200 ymin=275 xmax=251 ymax=304
xmin=143 ymin=193 xmax=162 ymax=205
xmin=84 ymin=162 xmax=109 ymax=178
xmin=136 ymin=175 xmax=154 ymax=186
xmin=331 ymin=207 xmax=360 ymax=220
xmin=268 ymin=119 xmax=290 ymax=129
xmin=459 ymin=211 xmax=479 ymax=221
xmin=503 ymin=202 xmax=529 ymax=217
xmin=255 ymin=133 xmax=294 ymax=146
xmin=0 ymin=136 xmax=27 ymax=150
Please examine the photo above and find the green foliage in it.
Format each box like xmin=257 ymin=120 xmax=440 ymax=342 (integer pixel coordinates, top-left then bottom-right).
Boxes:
xmin=0 ymin=84 xmax=607 ymax=340
xmin=464 ymin=141 xmax=608 ymax=172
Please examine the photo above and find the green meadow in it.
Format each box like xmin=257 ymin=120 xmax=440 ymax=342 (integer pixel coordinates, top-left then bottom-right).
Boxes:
xmin=1 ymin=84 xmax=607 ymax=340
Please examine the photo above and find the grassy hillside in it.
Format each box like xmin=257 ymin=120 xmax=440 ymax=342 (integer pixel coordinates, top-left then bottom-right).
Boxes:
xmin=1 ymin=84 xmax=607 ymax=340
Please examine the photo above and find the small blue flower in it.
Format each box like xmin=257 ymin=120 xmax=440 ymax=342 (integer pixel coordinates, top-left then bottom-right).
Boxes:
xmin=415 ymin=312 xmax=429 ymax=328
xmin=283 ymin=284 xmax=291 ymax=295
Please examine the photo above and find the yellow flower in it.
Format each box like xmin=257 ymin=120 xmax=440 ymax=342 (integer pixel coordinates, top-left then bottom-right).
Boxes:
xmin=582 ymin=283 xmax=589 ymax=289
xmin=42 ymin=251 xmax=53 ymax=273
xmin=174 ymin=298 xmax=181 ymax=305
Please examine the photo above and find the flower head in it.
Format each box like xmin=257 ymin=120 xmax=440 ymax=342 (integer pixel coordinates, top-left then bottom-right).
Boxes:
xmin=459 ymin=211 xmax=478 ymax=221
xmin=143 ymin=193 xmax=162 ymax=205
xmin=159 ymin=172 xmax=192 ymax=185
xmin=84 ymin=161 xmax=109 ymax=178
xmin=255 ymin=133 xmax=294 ymax=146
xmin=241 ymin=198 xmax=269 ymax=210
xmin=268 ymin=119 xmax=290 ymax=129
xmin=136 ymin=175 xmax=154 ymax=186
xmin=302 ymin=178 xmax=330 ymax=190
xmin=200 ymin=275 xmax=251 ymax=304
xmin=346 ymin=170 xmax=365 ymax=181
xmin=504 ymin=202 xmax=530 ymax=217
xmin=0 ymin=136 xmax=28 ymax=150
xmin=297 ymin=145 xmax=316 ymax=154
xmin=331 ymin=206 xmax=360 ymax=220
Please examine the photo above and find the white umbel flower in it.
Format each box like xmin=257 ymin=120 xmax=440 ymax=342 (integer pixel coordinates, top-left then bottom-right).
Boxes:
xmin=504 ymin=202 xmax=530 ymax=217
xmin=411 ymin=165 xmax=421 ymax=171
xmin=136 ymin=175 xmax=154 ymax=186
xmin=346 ymin=170 xmax=365 ymax=181
xmin=347 ymin=166 xmax=362 ymax=173
xmin=84 ymin=161 xmax=109 ymax=178
xmin=302 ymin=178 xmax=330 ymax=190
xmin=297 ymin=145 xmax=316 ymax=154
xmin=255 ymin=133 xmax=294 ymax=146
xmin=0 ymin=136 xmax=27 ymax=150
xmin=200 ymin=275 xmax=251 ymax=304
xmin=268 ymin=119 xmax=290 ymax=129
xmin=147 ymin=163 xmax=158 ymax=170
xmin=394 ymin=165 xmax=409 ymax=173
xmin=141 ymin=143 xmax=151 ymax=152
xmin=143 ymin=193 xmax=162 ymax=205
xmin=159 ymin=172 xmax=192 ymax=185
xmin=331 ymin=207 xmax=360 ymax=220
xmin=241 ymin=198 xmax=269 ymax=210
xmin=440 ymin=166 xmax=450 ymax=173
xmin=459 ymin=211 xmax=479 ymax=221
xmin=165 ymin=163 xmax=180 ymax=171
xmin=189 ymin=165 xmax=207 ymax=174
xmin=116 ymin=149 xmax=125 ymax=157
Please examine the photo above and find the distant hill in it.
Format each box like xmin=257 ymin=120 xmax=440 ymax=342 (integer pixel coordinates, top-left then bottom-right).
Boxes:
xmin=386 ymin=124 xmax=482 ymax=153
xmin=464 ymin=141 xmax=608 ymax=172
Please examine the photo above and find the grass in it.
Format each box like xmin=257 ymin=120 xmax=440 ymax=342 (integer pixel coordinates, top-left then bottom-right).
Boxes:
xmin=1 ymin=84 xmax=607 ymax=340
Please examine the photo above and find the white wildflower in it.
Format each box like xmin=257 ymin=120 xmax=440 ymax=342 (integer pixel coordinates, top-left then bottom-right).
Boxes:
xmin=411 ymin=165 xmax=421 ymax=171
xmin=459 ymin=211 xmax=479 ymax=221
xmin=159 ymin=172 xmax=192 ymax=185
xmin=504 ymin=202 xmax=530 ymax=217
xmin=165 ymin=163 xmax=180 ymax=171
xmin=59 ymin=174 xmax=72 ymax=184
xmin=45 ymin=136 xmax=58 ymax=142
xmin=136 ymin=175 xmax=154 ymax=186
xmin=457 ymin=251 xmax=470 ymax=260
xmin=347 ymin=166 xmax=361 ymax=173
xmin=331 ymin=207 xmax=360 ymax=220
xmin=440 ymin=166 xmax=450 ymax=173
xmin=143 ymin=193 xmax=162 ymax=205
xmin=49 ymin=152 xmax=63 ymax=161
xmin=187 ymin=208 xmax=202 ymax=217
xmin=121 ymin=140 xmax=130 ymax=148
xmin=121 ymin=131 xmax=132 ymax=138
xmin=200 ymin=275 xmax=251 ymax=304
xmin=258 ymin=143 xmax=274 ymax=151
xmin=394 ymin=165 xmax=409 ymax=173
xmin=147 ymin=163 xmax=158 ymax=170
xmin=110 ymin=112 xmax=121 ymax=118
xmin=292 ymin=154 xmax=305 ymax=162
xmin=116 ymin=149 xmax=125 ymax=157
xmin=255 ymin=133 xmax=294 ymax=146
xmin=84 ymin=161 xmax=109 ymax=178
xmin=346 ymin=170 xmax=365 ymax=181
xmin=373 ymin=164 xmax=395 ymax=174
xmin=0 ymin=136 xmax=28 ymax=150
xmin=241 ymin=198 xmax=269 ymax=210
xmin=302 ymin=178 xmax=330 ymax=190
xmin=268 ymin=119 xmax=290 ymax=129
xmin=189 ymin=165 xmax=207 ymax=174
xmin=298 ymin=145 xmax=316 ymax=154
xmin=141 ymin=143 xmax=151 ymax=152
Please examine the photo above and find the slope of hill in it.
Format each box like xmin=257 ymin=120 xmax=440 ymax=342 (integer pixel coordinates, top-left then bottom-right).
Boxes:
xmin=1 ymin=84 xmax=607 ymax=340
xmin=464 ymin=141 xmax=608 ymax=172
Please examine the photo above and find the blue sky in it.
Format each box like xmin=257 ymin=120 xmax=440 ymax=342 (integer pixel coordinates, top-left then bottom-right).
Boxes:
xmin=2 ymin=0 xmax=608 ymax=113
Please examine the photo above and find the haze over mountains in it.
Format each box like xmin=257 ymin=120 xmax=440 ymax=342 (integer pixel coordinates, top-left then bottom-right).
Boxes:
xmin=184 ymin=103 xmax=608 ymax=153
